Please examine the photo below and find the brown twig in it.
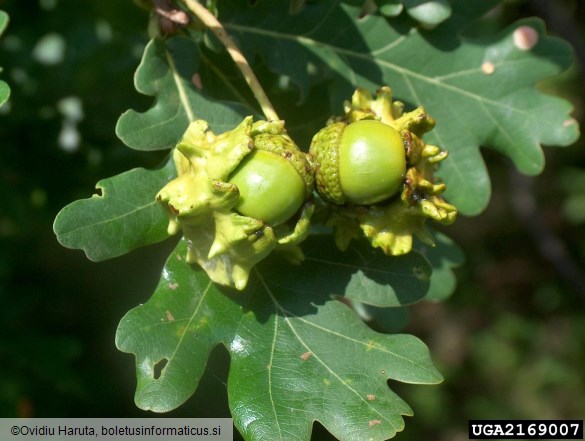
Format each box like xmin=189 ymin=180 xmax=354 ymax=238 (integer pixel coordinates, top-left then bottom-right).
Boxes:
xmin=153 ymin=0 xmax=190 ymax=25
xmin=180 ymin=0 xmax=280 ymax=121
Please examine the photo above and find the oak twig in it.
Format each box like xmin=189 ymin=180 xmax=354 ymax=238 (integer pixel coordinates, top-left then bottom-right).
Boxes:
xmin=181 ymin=0 xmax=280 ymax=121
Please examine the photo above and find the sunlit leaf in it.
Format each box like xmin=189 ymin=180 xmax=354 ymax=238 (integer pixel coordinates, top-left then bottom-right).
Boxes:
xmin=402 ymin=0 xmax=451 ymax=26
xmin=416 ymin=231 xmax=464 ymax=302
xmin=116 ymin=37 xmax=251 ymax=151
xmin=53 ymin=159 xmax=175 ymax=261
xmin=376 ymin=0 xmax=403 ymax=17
xmin=220 ymin=0 xmax=579 ymax=215
xmin=116 ymin=238 xmax=441 ymax=440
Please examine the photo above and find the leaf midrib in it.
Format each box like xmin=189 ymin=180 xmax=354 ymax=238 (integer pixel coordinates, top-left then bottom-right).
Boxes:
xmin=255 ymin=273 xmax=397 ymax=433
xmin=255 ymin=269 xmax=437 ymax=433
xmin=255 ymin=269 xmax=437 ymax=375
xmin=165 ymin=280 xmax=213 ymax=374
xmin=165 ymin=48 xmax=196 ymax=122
xmin=58 ymin=196 xmax=159 ymax=236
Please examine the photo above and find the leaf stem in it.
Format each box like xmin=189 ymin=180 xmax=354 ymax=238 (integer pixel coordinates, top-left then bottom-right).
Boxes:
xmin=181 ymin=0 xmax=280 ymax=121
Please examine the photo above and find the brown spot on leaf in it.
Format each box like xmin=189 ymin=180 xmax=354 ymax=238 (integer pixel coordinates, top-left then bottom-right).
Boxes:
xmin=168 ymin=282 xmax=179 ymax=290
xmin=367 ymin=394 xmax=376 ymax=401
xmin=481 ymin=61 xmax=495 ymax=75
xmin=513 ymin=26 xmax=539 ymax=51
xmin=300 ymin=351 xmax=312 ymax=361
xmin=192 ymin=73 xmax=202 ymax=90
xmin=563 ymin=118 xmax=576 ymax=127
xmin=165 ymin=310 xmax=175 ymax=321
xmin=369 ymin=419 xmax=382 ymax=427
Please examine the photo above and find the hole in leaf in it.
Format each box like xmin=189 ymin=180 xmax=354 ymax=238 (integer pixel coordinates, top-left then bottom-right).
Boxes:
xmin=153 ymin=358 xmax=168 ymax=379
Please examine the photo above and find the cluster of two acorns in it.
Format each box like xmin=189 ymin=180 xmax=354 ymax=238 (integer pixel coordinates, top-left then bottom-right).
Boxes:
xmin=157 ymin=87 xmax=457 ymax=289
xmin=226 ymin=86 xmax=456 ymax=251
xmin=230 ymin=117 xmax=405 ymax=227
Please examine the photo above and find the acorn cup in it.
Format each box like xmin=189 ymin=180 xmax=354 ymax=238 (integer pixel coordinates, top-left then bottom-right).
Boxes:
xmin=156 ymin=116 xmax=314 ymax=290
xmin=309 ymin=86 xmax=457 ymax=256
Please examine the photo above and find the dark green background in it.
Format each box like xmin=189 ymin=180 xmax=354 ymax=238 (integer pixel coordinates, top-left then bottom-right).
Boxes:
xmin=1 ymin=1 xmax=584 ymax=439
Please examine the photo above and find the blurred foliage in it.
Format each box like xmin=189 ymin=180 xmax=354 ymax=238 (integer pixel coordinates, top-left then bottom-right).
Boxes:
xmin=560 ymin=167 xmax=585 ymax=224
xmin=0 ymin=0 xmax=173 ymax=418
xmin=1 ymin=0 xmax=584 ymax=439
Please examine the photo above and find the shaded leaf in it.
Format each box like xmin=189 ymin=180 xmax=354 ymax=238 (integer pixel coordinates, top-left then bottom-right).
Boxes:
xmin=116 ymin=37 xmax=251 ymax=151
xmin=362 ymin=304 xmax=410 ymax=334
xmin=53 ymin=159 xmax=175 ymax=261
xmin=289 ymin=0 xmax=308 ymax=15
xmin=275 ymin=235 xmax=432 ymax=307
xmin=197 ymin=45 xmax=259 ymax=115
xmin=221 ymin=0 xmax=579 ymax=215
xmin=0 ymin=10 xmax=10 ymax=107
xmin=338 ymin=232 xmax=465 ymax=332
xmin=416 ymin=231 xmax=464 ymax=302
xmin=116 ymin=238 xmax=441 ymax=440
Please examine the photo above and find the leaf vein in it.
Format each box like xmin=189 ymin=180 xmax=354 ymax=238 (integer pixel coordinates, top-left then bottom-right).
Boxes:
xmin=165 ymin=280 xmax=212 ymax=371
xmin=59 ymin=200 xmax=159 ymax=236
xmin=165 ymin=47 xmax=195 ymax=122
xmin=268 ymin=308 xmax=284 ymax=440
xmin=255 ymin=269 xmax=418 ymax=432
xmin=304 ymin=256 xmax=412 ymax=277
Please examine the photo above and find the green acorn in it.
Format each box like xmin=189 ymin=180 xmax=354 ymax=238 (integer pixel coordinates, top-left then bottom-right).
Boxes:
xmin=309 ymin=86 xmax=457 ymax=256
xmin=157 ymin=117 xmax=314 ymax=290
xmin=310 ymin=119 xmax=406 ymax=206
